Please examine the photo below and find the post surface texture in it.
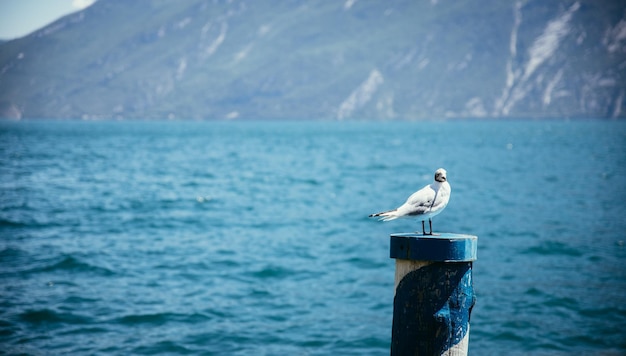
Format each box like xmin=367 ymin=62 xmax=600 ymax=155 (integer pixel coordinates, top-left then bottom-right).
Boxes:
xmin=390 ymin=233 xmax=477 ymax=356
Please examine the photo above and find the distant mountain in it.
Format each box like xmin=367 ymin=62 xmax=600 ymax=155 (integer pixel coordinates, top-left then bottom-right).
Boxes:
xmin=0 ymin=0 xmax=625 ymax=120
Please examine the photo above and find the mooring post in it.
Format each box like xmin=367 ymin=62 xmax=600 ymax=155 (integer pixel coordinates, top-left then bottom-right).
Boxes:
xmin=390 ymin=233 xmax=477 ymax=356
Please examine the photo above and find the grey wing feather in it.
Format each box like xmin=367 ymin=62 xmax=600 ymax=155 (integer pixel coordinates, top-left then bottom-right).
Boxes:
xmin=397 ymin=185 xmax=436 ymax=216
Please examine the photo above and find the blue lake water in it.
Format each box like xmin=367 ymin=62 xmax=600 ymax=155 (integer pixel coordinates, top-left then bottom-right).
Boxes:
xmin=1 ymin=120 xmax=625 ymax=355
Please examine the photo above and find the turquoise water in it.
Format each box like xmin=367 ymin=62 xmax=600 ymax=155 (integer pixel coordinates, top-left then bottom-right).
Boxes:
xmin=1 ymin=120 xmax=625 ymax=355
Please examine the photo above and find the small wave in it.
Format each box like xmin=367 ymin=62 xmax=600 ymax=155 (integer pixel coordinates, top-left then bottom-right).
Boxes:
xmin=0 ymin=217 xmax=30 ymax=228
xmin=117 ymin=313 xmax=171 ymax=326
xmin=366 ymin=162 xmax=390 ymax=171
xmin=212 ymin=259 xmax=240 ymax=268
xmin=580 ymin=307 xmax=626 ymax=319
xmin=249 ymin=265 xmax=293 ymax=279
xmin=284 ymin=175 xmax=323 ymax=187
xmin=62 ymin=296 xmax=100 ymax=305
xmin=493 ymin=330 xmax=526 ymax=342
xmin=502 ymin=320 xmax=535 ymax=330
xmin=522 ymin=240 xmax=583 ymax=257
xmin=132 ymin=341 xmax=194 ymax=355
xmin=524 ymin=287 xmax=546 ymax=297
xmin=345 ymin=256 xmax=386 ymax=270
xmin=542 ymin=296 xmax=579 ymax=309
xmin=58 ymin=326 xmax=110 ymax=336
xmin=116 ymin=312 xmax=210 ymax=326
xmin=0 ymin=247 xmax=25 ymax=260
xmin=0 ymin=215 xmax=72 ymax=229
xmin=195 ymin=195 xmax=216 ymax=203
xmin=28 ymin=255 xmax=116 ymax=276
xmin=18 ymin=309 xmax=92 ymax=325
xmin=154 ymin=261 xmax=212 ymax=272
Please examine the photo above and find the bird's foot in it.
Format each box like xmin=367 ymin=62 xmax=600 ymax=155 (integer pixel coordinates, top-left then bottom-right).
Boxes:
xmin=414 ymin=231 xmax=438 ymax=236
xmin=416 ymin=229 xmax=440 ymax=236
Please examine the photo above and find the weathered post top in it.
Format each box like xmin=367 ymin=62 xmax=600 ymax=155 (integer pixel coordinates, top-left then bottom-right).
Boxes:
xmin=390 ymin=233 xmax=478 ymax=356
xmin=390 ymin=233 xmax=477 ymax=262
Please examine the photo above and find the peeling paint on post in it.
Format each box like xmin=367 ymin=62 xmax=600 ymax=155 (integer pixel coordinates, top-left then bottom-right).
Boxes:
xmin=390 ymin=233 xmax=477 ymax=356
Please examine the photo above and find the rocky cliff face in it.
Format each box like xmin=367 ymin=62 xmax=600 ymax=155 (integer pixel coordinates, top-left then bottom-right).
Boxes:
xmin=0 ymin=0 xmax=624 ymax=120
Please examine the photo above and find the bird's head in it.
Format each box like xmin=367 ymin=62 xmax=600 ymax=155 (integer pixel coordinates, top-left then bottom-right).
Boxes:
xmin=434 ymin=168 xmax=447 ymax=183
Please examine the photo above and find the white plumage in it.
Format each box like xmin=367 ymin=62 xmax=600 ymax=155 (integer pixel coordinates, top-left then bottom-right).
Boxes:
xmin=369 ymin=168 xmax=451 ymax=235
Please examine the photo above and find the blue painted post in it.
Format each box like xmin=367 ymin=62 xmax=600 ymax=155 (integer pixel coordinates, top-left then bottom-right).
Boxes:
xmin=390 ymin=233 xmax=477 ymax=356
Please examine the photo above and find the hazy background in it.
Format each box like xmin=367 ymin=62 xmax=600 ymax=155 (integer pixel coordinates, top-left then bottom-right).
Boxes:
xmin=1 ymin=0 xmax=625 ymax=120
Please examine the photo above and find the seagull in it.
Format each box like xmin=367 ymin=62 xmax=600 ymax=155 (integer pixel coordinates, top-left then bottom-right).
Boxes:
xmin=369 ymin=168 xmax=451 ymax=235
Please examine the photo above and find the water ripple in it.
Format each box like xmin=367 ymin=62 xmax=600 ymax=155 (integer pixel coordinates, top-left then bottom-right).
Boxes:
xmin=116 ymin=312 xmax=211 ymax=326
xmin=26 ymin=255 xmax=116 ymax=277
xmin=18 ymin=309 xmax=93 ymax=325
xmin=1 ymin=121 xmax=625 ymax=355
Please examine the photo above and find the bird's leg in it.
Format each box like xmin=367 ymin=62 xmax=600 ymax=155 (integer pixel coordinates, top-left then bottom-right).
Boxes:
xmin=421 ymin=220 xmax=426 ymax=235
xmin=428 ymin=218 xmax=433 ymax=235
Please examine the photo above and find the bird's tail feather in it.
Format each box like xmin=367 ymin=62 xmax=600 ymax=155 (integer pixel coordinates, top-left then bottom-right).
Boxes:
xmin=368 ymin=210 xmax=399 ymax=221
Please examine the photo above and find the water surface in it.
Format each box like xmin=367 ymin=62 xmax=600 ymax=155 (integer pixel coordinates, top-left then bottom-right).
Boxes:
xmin=1 ymin=120 xmax=625 ymax=355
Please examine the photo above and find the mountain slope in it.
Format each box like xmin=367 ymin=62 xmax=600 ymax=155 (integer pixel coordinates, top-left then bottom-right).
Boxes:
xmin=0 ymin=0 xmax=625 ymax=120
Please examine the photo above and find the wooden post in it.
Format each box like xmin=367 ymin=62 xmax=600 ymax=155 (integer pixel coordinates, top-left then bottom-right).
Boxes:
xmin=390 ymin=233 xmax=477 ymax=356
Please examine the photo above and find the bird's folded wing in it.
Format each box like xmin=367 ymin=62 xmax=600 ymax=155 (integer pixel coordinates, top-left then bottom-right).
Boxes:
xmin=405 ymin=185 xmax=434 ymax=206
xmin=397 ymin=185 xmax=435 ymax=216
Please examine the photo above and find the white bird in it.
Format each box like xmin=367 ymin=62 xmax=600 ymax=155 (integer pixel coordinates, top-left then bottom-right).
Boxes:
xmin=369 ymin=168 xmax=451 ymax=235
